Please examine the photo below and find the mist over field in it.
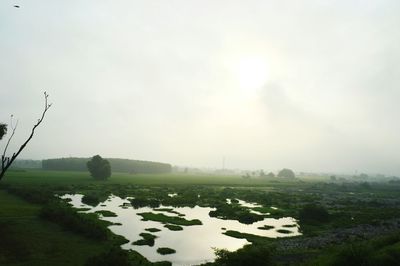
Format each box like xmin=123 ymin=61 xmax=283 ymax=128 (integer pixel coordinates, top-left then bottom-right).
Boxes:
xmin=1 ymin=0 xmax=400 ymax=175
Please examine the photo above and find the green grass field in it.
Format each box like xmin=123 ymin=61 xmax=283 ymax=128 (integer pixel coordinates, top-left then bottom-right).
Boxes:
xmin=2 ymin=169 xmax=311 ymax=188
xmin=1 ymin=169 xmax=400 ymax=266
xmin=0 ymin=190 xmax=109 ymax=266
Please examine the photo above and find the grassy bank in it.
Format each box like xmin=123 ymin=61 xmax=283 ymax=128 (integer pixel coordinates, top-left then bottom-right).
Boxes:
xmin=0 ymin=190 xmax=107 ymax=266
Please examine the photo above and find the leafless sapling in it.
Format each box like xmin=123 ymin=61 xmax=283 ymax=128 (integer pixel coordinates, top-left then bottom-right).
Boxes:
xmin=0 ymin=92 xmax=52 ymax=180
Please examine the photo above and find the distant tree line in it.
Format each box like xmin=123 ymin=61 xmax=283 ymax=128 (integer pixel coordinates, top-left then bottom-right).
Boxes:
xmin=42 ymin=158 xmax=87 ymax=171
xmin=10 ymin=159 xmax=42 ymax=169
xmin=242 ymin=168 xmax=295 ymax=179
xmin=42 ymin=157 xmax=172 ymax=174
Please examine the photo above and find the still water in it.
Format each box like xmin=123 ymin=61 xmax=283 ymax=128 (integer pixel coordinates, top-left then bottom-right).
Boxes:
xmin=61 ymin=194 xmax=301 ymax=266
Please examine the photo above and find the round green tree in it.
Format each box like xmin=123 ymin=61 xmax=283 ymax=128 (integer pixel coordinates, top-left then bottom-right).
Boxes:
xmin=277 ymin=168 xmax=295 ymax=178
xmin=87 ymin=155 xmax=111 ymax=180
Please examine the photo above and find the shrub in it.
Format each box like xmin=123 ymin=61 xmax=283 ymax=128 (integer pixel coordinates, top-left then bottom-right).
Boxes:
xmin=87 ymin=155 xmax=111 ymax=180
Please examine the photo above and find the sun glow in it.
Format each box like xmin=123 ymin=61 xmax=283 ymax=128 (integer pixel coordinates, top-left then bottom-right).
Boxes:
xmin=233 ymin=56 xmax=269 ymax=92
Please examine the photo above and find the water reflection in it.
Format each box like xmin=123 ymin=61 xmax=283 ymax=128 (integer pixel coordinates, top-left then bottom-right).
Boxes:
xmin=60 ymin=194 xmax=301 ymax=266
xmin=226 ymin=198 xmax=271 ymax=215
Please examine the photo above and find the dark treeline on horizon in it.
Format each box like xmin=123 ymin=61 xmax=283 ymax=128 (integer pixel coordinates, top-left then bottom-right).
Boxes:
xmin=10 ymin=159 xmax=42 ymax=169
xmin=42 ymin=157 xmax=172 ymax=174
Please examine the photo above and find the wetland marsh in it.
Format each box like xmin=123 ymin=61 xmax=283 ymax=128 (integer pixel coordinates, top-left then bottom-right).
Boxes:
xmin=61 ymin=193 xmax=300 ymax=265
xmin=1 ymin=170 xmax=400 ymax=266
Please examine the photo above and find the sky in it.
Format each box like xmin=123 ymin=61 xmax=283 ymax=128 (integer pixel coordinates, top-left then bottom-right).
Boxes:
xmin=1 ymin=0 xmax=400 ymax=175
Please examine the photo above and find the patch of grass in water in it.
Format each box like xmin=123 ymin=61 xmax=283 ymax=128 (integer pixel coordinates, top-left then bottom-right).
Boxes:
xmin=77 ymin=208 xmax=91 ymax=212
xmin=154 ymin=208 xmax=183 ymax=215
xmin=157 ymin=247 xmax=176 ymax=255
xmin=95 ymin=210 xmax=117 ymax=217
xmin=132 ymin=233 xmax=157 ymax=247
xmin=252 ymin=206 xmax=283 ymax=217
xmin=138 ymin=212 xmax=202 ymax=226
xmin=164 ymin=224 xmax=183 ymax=231
xmin=119 ymin=202 xmax=131 ymax=209
xmin=276 ymin=229 xmax=292 ymax=234
xmin=223 ymin=230 xmax=271 ymax=244
xmin=130 ymin=198 xmax=160 ymax=208
xmin=258 ymin=225 xmax=275 ymax=230
xmin=81 ymin=194 xmax=101 ymax=206
xmin=282 ymin=224 xmax=297 ymax=228
xmin=145 ymin=228 xmax=161 ymax=233
xmin=209 ymin=204 xmax=264 ymax=224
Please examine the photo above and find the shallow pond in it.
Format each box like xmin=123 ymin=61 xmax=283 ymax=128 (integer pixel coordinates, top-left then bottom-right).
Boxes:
xmin=61 ymin=194 xmax=301 ymax=266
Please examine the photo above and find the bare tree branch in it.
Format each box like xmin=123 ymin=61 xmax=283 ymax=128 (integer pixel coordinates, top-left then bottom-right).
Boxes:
xmin=0 ymin=92 xmax=52 ymax=180
xmin=2 ymin=115 xmax=18 ymax=159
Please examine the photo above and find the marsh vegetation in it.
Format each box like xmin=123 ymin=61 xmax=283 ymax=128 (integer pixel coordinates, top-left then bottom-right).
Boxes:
xmin=1 ymin=170 xmax=400 ymax=265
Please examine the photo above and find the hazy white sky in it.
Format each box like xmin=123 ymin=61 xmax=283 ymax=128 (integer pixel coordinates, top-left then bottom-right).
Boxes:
xmin=1 ymin=0 xmax=400 ymax=175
